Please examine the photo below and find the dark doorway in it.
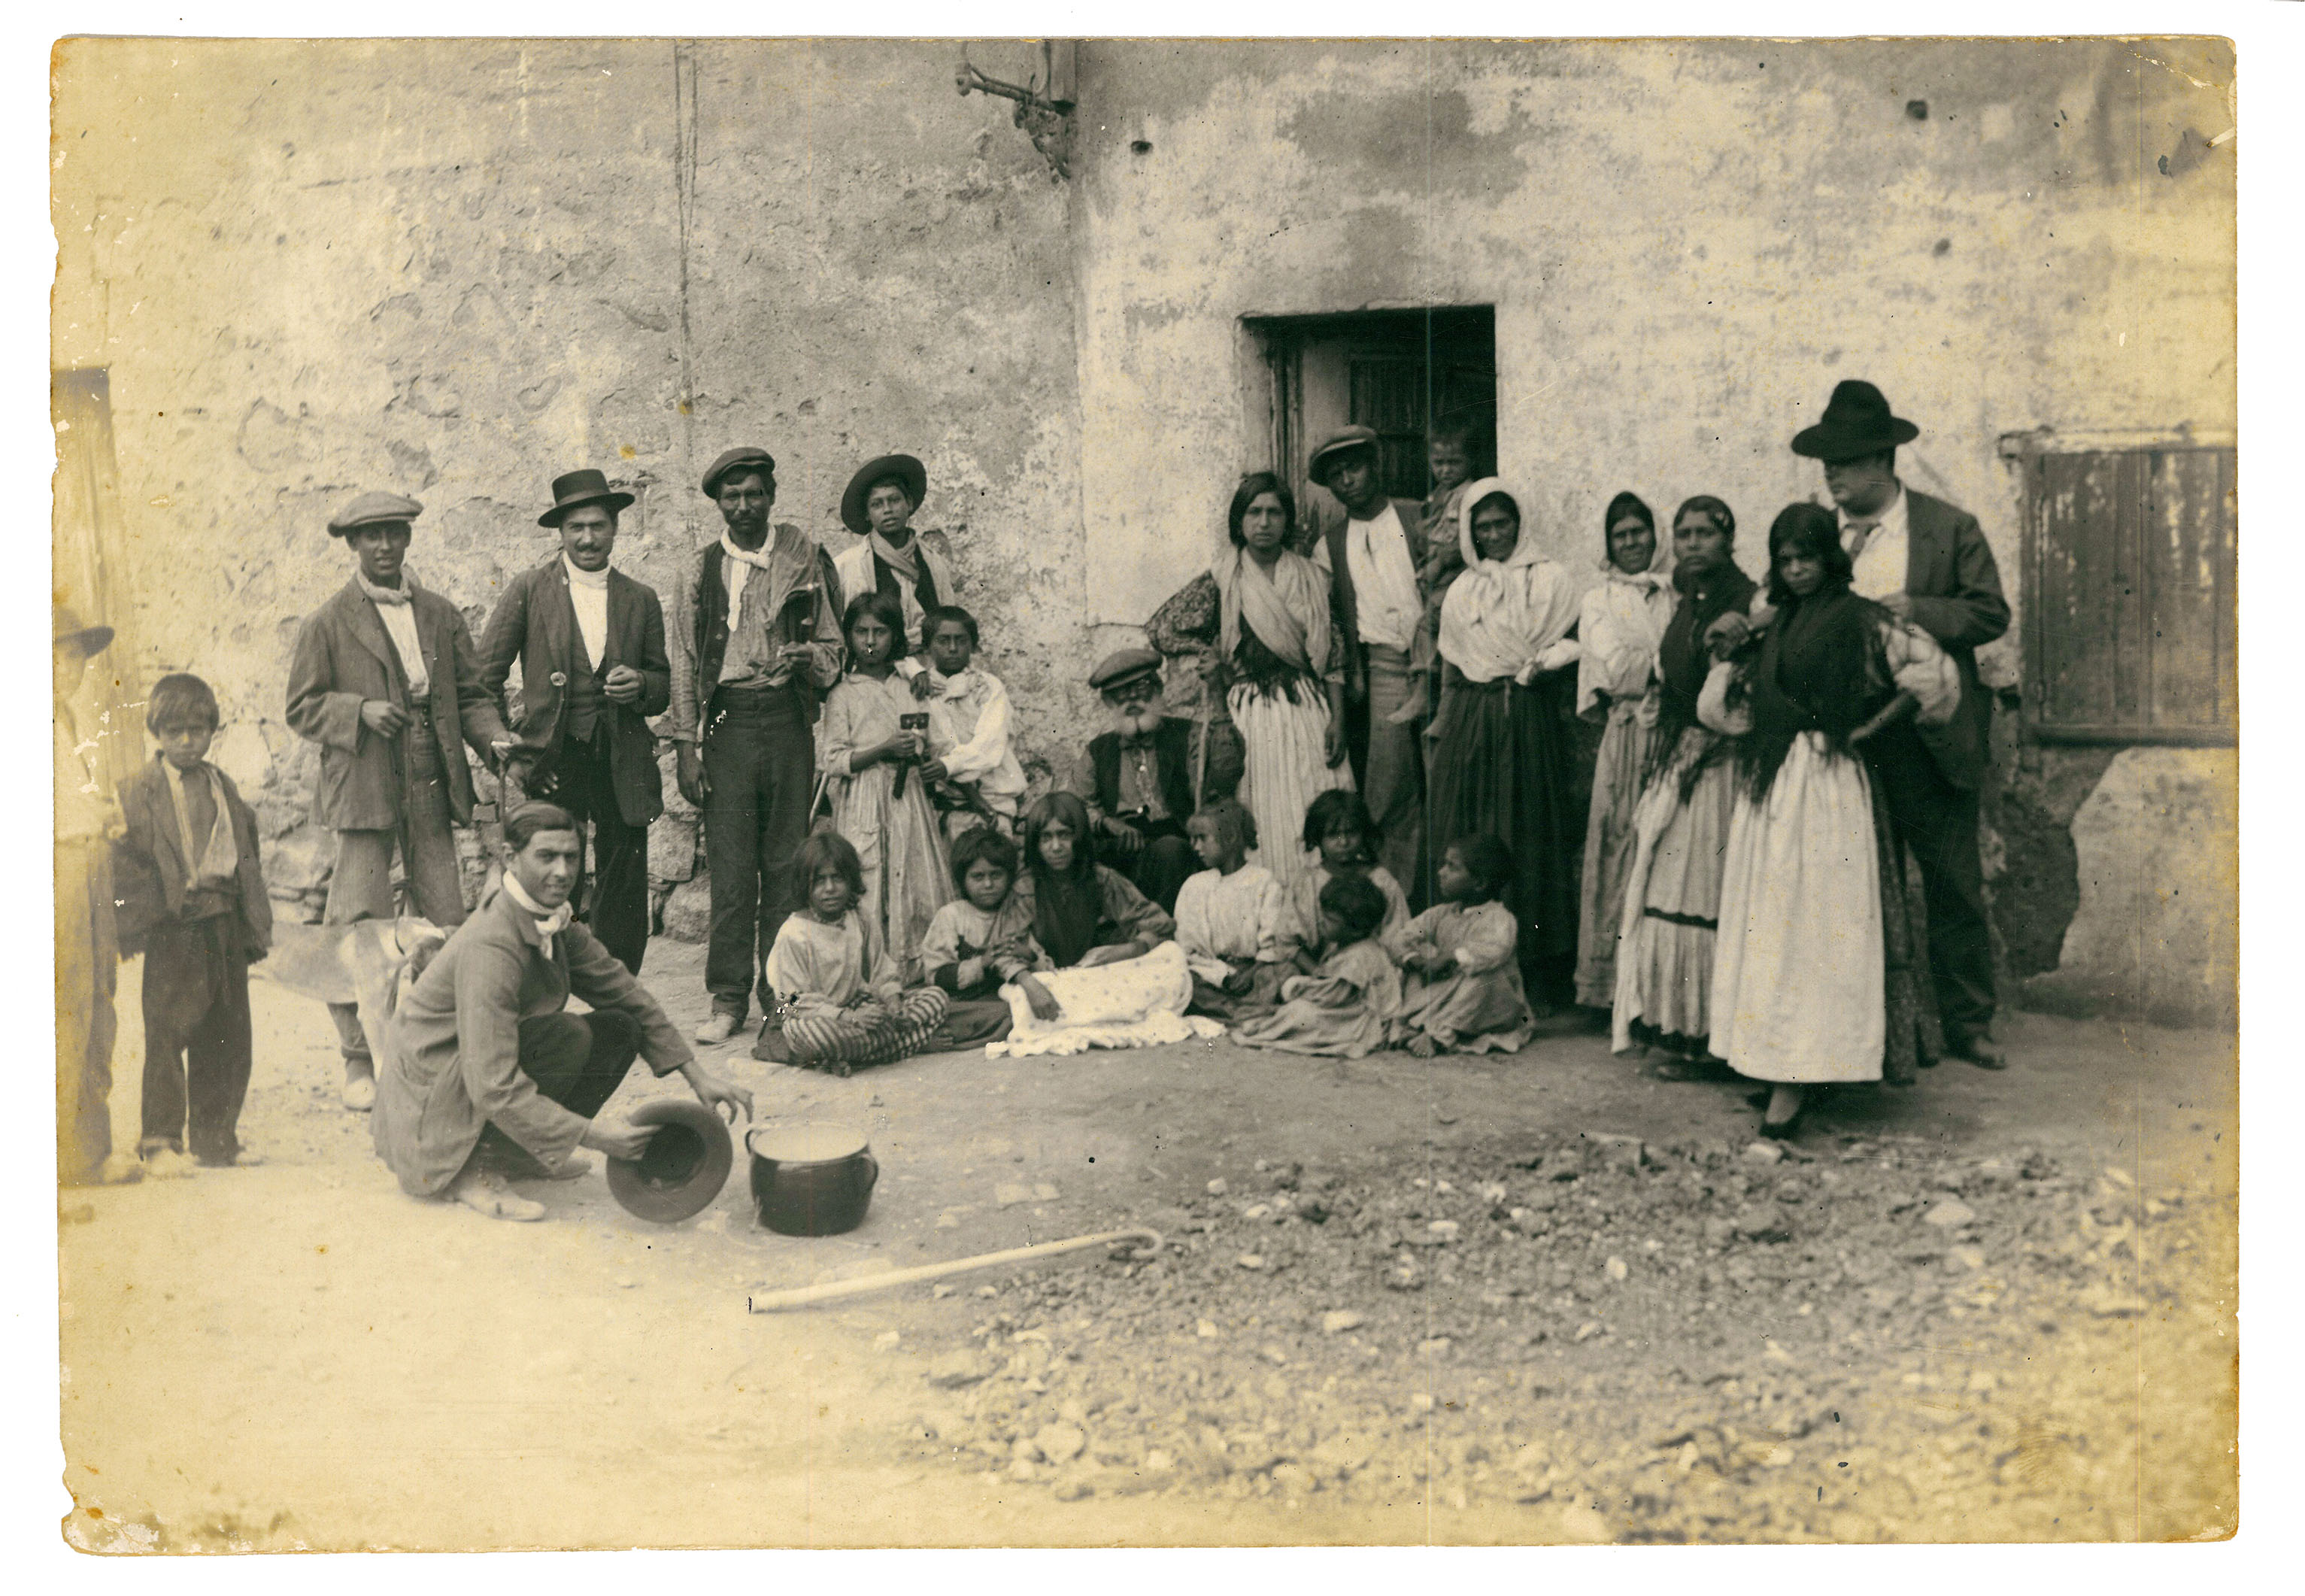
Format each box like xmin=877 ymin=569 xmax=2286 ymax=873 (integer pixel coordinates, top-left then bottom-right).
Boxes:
xmin=1246 ymin=307 xmax=1497 ymax=515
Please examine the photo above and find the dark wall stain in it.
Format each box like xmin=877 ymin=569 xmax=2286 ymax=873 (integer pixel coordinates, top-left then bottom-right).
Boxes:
xmin=1279 ymin=88 xmax=1529 ymax=200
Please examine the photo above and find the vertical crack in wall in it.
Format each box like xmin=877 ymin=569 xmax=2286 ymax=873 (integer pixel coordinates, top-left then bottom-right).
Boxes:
xmin=672 ymin=39 xmax=699 ymax=466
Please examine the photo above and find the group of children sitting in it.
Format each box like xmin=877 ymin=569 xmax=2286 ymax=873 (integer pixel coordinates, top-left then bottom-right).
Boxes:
xmin=757 ymin=772 xmax=1540 ymax=1075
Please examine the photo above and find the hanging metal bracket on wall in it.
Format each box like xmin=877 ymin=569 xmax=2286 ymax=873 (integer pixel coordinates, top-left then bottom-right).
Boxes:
xmin=957 ymin=40 xmax=1077 ymax=181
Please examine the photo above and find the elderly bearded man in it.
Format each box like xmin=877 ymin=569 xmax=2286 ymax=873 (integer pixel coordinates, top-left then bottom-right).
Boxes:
xmin=1066 ymin=648 xmax=1241 ymax=915
xmin=478 ymin=469 xmax=671 ymax=976
xmin=666 ymin=448 xmax=843 ymax=1045
xmin=286 ymin=491 xmax=511 ymax=1109
xmin=372 ymin=802 xmax=753 ymax=1222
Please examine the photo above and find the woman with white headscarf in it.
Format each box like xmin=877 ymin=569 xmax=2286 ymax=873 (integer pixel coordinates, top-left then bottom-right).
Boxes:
xmin=1427 ymin=479 xmax=1585 ymax=1006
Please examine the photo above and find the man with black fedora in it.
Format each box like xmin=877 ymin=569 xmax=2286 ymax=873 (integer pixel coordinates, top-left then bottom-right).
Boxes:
xmin=478 ymin=468 xmax=672 ymax=976
xmin=833 ymin=453 xmax=957 ymax=651
xmin=1792 ymin=379 xmax=2011 ymax=1068
xmin=666 ymin=446 xmax=844 ymax=1044
xmin=1307 ymin=423 xmax=1435 ymax=901
xmin=287 ymin=490 xmax=512 ymax=1108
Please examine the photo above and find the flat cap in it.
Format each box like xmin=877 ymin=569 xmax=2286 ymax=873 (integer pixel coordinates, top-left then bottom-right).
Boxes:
xmin=701 ymin=446 xmax=777 ymax=499
xmin=1088 ymin=647 xmax=1163 ymax=694
xmin=1306 ymin=425 xmax=1381 ymax=489
xmin=328 ymin=490 xmax=425 ymax=538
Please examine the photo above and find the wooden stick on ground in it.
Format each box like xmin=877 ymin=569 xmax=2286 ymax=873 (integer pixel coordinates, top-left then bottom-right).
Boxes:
xmin=745 ymin=1227 xmax=1164 ymax=1312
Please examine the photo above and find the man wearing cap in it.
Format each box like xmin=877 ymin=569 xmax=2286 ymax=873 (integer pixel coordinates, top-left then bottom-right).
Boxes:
xmin=1791 ymin=379 xmax=2011 ymax=1069
xmin=666 ymin=447 xmax=844 ymax=1045
xmin=286 ymin=491 xmax=512 ymax=1109
xmin=55 ymin=602 xmax=140 ymax=1185
xmin=1065 ymin=648 xmax=1242 ymax=913
xmin=833 ymin=454 xmax=957 ymax=649
xmin=1307 ymin=424 xmax=1434 ymax=898
xmin=478 ymin=469 xmax=671 ymax=976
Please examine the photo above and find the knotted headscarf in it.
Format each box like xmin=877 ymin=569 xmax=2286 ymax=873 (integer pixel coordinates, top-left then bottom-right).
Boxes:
xmin=1436 ymin=479 xmax=1582 ymax=684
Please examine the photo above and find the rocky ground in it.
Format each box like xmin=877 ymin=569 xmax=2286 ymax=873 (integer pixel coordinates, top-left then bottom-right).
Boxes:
xmin=57 ymin=933 xmax=2236 ymax=1549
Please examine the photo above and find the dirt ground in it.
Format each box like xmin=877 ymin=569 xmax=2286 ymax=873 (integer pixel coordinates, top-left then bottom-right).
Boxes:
xmin=58 ymin=930 xmax=2237 ymax=1550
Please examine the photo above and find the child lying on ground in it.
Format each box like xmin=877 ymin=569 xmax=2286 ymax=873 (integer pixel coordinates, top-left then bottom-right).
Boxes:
xmin=1290 ymin=789 xmax=1411 ymax=971
xmin=921 ymin=827 xmax=1058 ymax=1049
xmin=1175 ymin=798 xmax=1298 ymax=1021
xmin=1385 ymin=833 xmax=1537 ymax=1057
xmin=755 ymin=830 xmax=949 ymax=1074
xmin=1233 ymin=873 xmax=1402 ymax=1059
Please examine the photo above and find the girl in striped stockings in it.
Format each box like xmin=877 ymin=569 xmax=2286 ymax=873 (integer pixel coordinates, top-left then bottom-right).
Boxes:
xmin=754 ymin=830 xmax=949 ymax=1074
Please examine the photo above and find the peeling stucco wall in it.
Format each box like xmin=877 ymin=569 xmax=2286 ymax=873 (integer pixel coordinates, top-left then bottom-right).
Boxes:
xmin=52 ymin=37 xmax=2236 ymax=1014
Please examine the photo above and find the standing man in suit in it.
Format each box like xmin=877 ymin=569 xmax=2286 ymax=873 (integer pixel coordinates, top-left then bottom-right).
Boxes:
xmin=478 ymin=469 xmax=672 ymax=976
xmin=286 ymin=490 xmax=512 ymax=1109
xmin=1794 ymin=380 xmax=2012 ymax=1068
xmin=666 ymin=447 xmax=845 ymax=1045
xmin=1308 ymin=424 xmax=1434 ymax=900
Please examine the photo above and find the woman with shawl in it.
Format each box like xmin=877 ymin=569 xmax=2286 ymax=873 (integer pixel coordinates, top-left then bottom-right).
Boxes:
xmin=1008 ymin=791 xmax=1176 ymax=971
xmin=1609 ymin=496 xmax=1758 ymax=1073
xmin=1145 ymin=474 xmax=1351 ymax=897
xmin=1701 ymin=503 xmax=1959 ymax=1136
xmin=1425 ymin=479 xmax=1585 ymax=1004
xmin=1572 ymin=491 xmax=1675 ymax=1011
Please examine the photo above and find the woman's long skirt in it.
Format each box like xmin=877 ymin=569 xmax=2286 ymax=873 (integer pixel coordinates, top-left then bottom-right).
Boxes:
xmin=1427 ymin=677 xmax=1580 ymax=970
xmin=1709 ymin=733 xmax=1888 ymax=1084
xmin=1611 ymin=727 xmax=1736 ymax=1057
xmin=1230 ymin=682 xmax=1351 ymax=901
xmin=1574 ymin=699 xmax=1662 ymax=1007
xmin=826 ymin=765 xmax=953 ymax=987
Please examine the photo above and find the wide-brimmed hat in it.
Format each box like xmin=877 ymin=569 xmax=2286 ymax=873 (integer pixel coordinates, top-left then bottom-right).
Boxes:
xmin=1791 ymin=381 xmax=1921 ymax=461
xmin=538 ymin=468 xmax=635 ymax=528
xmin=701 ymin=446 xmax=777 ymax=500
xmin=327 ymin=490 xmax=424 ymax=539
xmin=1088 ymin=646 xmax=1163 ymax=696
xmin=604 ymin=1097 xmax=735 ymax=1224
xmin=52 ymin=602 xmax=114 ymax=658
xmin=841 ymin=454 xmax=929 ymax=536
xmin=1307 ymin=425 xmax=1382 ymax=490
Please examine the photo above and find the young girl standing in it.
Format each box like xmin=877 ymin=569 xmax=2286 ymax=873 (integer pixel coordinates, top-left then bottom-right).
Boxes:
xmin=1233 ymin=873 xmax=1402 ymax=1059
xmin=818 ymin=590 xmax=954 ymax=983
xmin=1174 ymin=798 xmax=1297 ymax=1021
xmin=1291 ymin=790 xmax=1410 ymax=970
xmin=1385 ymin=833 xmax=1537 ymax=1057
xmin=756 ymin=831 xmax=951 ymax=1073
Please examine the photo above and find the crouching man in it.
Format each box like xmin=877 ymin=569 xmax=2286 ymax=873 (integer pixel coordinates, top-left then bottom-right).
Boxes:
xmin=372 ymin=801 xmax=754 ymax=1221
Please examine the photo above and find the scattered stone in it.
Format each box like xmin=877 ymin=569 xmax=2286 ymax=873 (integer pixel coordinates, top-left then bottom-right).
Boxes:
xmin=1008 ymin=1457 xmax=1039 ymax=1483
xmin=1321 ymin=1309 xmax=1366 ymax=1336
xmin=1206 ymin=1179 xmax=1230 ymax=1197
xmin=1033 ymin=1182 xmax=1060 ymax=1202
xmin=1036 ymin=1423 xmax=1087 ymax=1464
xmin=1950 ymin=1246 xmax=1986 ymax=1271
xmin=1410 ymin=1393 xmax=1437 ymax=1412
xmin=1427 ymin=1219 xmax=1460 ymax=1241
xmin=1574 ymin=1321 xmax=1604 ymax=1343
xmin=995 ymin=1182 xmax=1034 ymax=1207
xmin=1605 ymin=1256 xmax=1629 ymax=1282
xmin=1743 ymin=1142 xmax=1785 ymax=1166
xmin=974 ymin=1285 xmax=999 ymax=1298
xmin=1236 ymin=1254 xmax=1266 ymax=1270
xmin=1270 ymin=1463 xmax=1316 ymax=1495
xmin=1418 ymin=1337 xmax=1452 ymax=1356
xmin=1259 ymin=1345 xmax=1289 ymax=1366
xmin=1197 ymin=1318 xmax=1221 ymax=1338
xmin=931 ymin=1284 xmax=954 ymax=1299
xmin=874 ymin=1330 xmax=902 ymax=1349
xmin=1051 ymin=1478 xmax=1092 ymax=1501
xmin=1242 ymin=1203 xmax=1272 ymax=1220
xmin=2078 ymin=1285 xmax=2145 ymax=1318
xmin=1479 ymin=1181 xmax=1509 ymax=1204
xmin=1590 ymin=1132 xmax=1645 ymax=1170
xmin=1733 ymin=1205 xmax=1794 ymax=1243
xmin=926 ymin=1350 xmax=993 ymax=1389
xmin=1923 ymin=1200 xmax=1977 ymax=1229
xmin=936 ymin=1212 xmax=961 ymax=1230
xmin=1145 ymin=1449 xmax=1176 ymax=1472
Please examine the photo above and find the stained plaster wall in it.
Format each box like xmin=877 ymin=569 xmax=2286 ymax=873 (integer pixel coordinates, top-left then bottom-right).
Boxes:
xmin=53 ymin=37 xmax=2237 ymax=1015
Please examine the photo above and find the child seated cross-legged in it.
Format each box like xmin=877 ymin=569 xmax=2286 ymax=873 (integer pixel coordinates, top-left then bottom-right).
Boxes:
xmin=1290 ymin=790 xmax=1411 ymax=972
xmin=1175 ymin=798 xmax=1299 ymax=1022
xmin=754 ymin=830 xmax=950 ymax=1075
xmin=1233 ymin=873 xmax=1402 ymax=1059
xmin=920 ymin=828 xmax=1060 ymax=1049
xmin=1385 ymin=833 xmax=1538 ymax=1057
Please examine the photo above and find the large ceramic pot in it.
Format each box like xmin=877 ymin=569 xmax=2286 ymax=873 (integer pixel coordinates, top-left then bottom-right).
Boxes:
xmin=745 ymin=1124 xmax=880 ymax=1236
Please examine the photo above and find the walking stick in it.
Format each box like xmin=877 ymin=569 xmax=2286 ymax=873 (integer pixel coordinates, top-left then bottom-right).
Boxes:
xmin=745 ymin=1227 xmax=1163 ymax=1312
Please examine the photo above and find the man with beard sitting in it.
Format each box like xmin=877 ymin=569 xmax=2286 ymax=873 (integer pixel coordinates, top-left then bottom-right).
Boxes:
xmin=1064 ymin=648 xmax=1241 ymax=914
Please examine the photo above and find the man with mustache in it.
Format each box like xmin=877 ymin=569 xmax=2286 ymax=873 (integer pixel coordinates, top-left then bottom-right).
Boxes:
xmin=663 ymin=448 xmax=844 ymax=1045
xmin=1066 ymin=648 xmax=1241 ymax=914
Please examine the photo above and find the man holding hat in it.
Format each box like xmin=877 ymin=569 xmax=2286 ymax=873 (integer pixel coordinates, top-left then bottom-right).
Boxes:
xmin=833 ymin=453 xmax=957 ymax=650
xmin=55 ymin=602 xmax=140 ymax=1185
xmin=1307 ymin=424 xmax=1434 ymax=899
xmin=1065 ymin=648 xmax=1242 ymax=913
xmin=286 ymin=490 xmax=513 ymax=1109
xmin=1791 ymin=379 xmax=2011 ymax=1068
xmin=666 ymin=447 xmax=843 ymax=1044
xmin=478 ymin=469 xmax=671 ymax=976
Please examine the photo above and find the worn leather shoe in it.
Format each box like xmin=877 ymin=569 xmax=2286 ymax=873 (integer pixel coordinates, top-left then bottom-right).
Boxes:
xmin=342 ymin=1067 xmax=378 ymax=1111
xmin=693 ymin=1011 xmax=744 ymax=1045
xmin=447 ymin=1166 xmax=546 ymax=1222
xmin=1951 ymin=1036 xmax=2008 ymax=1070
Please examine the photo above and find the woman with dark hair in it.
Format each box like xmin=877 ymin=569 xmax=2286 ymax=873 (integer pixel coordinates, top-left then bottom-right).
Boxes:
xmin=1145 ymin=472 xmax=1351 ymax=899
xmin=1702 ymin=502 xmax=1958 ymax=1136
xmin=1424 ymin=478 xmax=1584 ymax=1009
xmin=1610 ymin=494 xmax=1759 ymax=1073
xmin=817 ymin=589 xmax=954 ymax=983
xmin=1009 ymin=790 xmax=1175 ymax=970
xmin=1572 ymin=490 xmax=1675 ymax=1011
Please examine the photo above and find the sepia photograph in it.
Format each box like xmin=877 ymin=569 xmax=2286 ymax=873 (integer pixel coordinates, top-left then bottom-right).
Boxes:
xmin=38 ymin=5 xmax=2267 ymax=1557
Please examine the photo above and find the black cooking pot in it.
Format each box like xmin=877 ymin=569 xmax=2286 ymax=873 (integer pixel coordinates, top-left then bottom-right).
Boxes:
xmin=746 ymin=1124 xmax=879 ymax=1236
